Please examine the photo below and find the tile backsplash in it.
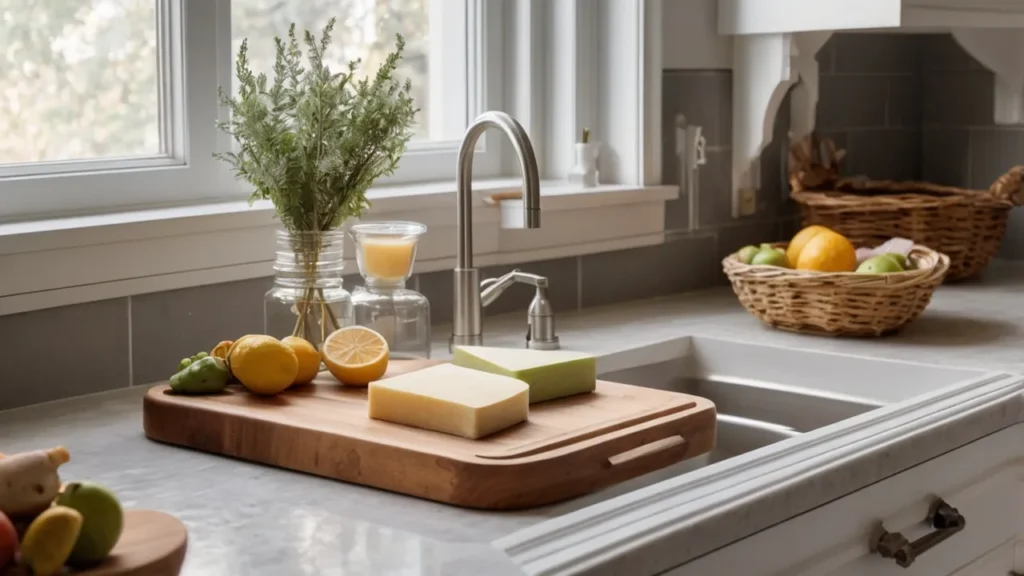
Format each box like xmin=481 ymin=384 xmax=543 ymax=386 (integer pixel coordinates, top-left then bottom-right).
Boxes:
xmin=5 ymin=32 xmax=1019 ymax=409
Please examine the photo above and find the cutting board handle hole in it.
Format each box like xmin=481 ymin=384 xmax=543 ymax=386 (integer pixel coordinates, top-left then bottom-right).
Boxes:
xmin=607 ymin=435 xmax=687 ymax=467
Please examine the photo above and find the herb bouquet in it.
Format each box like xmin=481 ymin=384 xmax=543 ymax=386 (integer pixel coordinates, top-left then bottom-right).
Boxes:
xmin=216 ymin=19 xmax=417 ymax=348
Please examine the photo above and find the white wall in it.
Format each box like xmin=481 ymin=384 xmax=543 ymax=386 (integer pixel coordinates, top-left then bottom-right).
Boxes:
xmin=662 ymin=0 xmax=732 ymax=69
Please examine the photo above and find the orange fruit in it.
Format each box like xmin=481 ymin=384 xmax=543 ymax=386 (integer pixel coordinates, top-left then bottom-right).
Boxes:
xmin=786 ymin=225 xmax=833 ymax=266
xmin=322 ymin=326 xmax=389 ymax=386
xmin=795 ymin=230 xmax=858 ymax=272
xmin=211 ymin=340 xmax=233 ymax=360
xmin=282 ymin=336 xmax=321 ymax=386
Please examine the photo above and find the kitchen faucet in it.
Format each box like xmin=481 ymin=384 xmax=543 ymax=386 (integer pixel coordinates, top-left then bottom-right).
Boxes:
xmin=450 ymin=111 xmax=559 ymax=351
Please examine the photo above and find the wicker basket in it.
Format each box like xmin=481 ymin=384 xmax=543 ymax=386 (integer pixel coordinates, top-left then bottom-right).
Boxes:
xmin=788 ymin=135 xmax=1024 ymax=282
xmin=722 ymin=244 xmax=950 ymax=337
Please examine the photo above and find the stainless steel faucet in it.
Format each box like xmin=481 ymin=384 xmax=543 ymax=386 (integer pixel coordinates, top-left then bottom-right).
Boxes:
xmin=451 ymin=111 xmax=558 ymax=350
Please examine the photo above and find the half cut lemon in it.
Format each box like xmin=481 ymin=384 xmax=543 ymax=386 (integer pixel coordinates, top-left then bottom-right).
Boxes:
xmin=322 ymin=326 xmax=390 ymax=386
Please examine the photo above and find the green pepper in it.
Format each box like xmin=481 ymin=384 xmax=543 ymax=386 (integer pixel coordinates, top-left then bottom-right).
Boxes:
xmin=169 ymin=356 xmax=231 ymax=395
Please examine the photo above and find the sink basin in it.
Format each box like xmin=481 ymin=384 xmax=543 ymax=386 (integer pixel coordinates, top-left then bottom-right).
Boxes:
xmin=592 ymin=335 xmax=984 ymax=477
xmin=601 ymin=360 xmax=878 ymax=471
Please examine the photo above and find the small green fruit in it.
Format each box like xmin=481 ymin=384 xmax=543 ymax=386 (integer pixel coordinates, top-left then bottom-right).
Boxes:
xmin=737 ymin=245 xmax=760 ymax=264
xmin=857 ymin=255 xmax=905 ymax=274
xmin=751 ymin=248 xmax=791 ymax=268
xmin=176 ymin=357 xmax=192 ymax=372
xmin=882 ymin=252 xmax=909 ymax=269
xmin=192 ymin=351 xmax=209 ymax=361
xmin=759 ymin=243 xmax=776 ymax=250
xmin=55 ymin=482 xmax=124 ymax=568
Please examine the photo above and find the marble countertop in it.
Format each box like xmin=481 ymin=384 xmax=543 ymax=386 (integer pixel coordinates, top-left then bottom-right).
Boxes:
xmin=5 ymin=262 xmax=1024 ymax=575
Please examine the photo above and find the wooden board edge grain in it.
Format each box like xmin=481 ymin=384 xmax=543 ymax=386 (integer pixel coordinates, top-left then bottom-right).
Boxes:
xmin=442 ymin=402 xmax=718 ymax=510
xmin=143 ymin=385 xmax=467 ymax=505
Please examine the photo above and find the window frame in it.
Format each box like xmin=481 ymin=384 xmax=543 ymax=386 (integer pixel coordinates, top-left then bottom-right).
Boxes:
xmin=0 ymin=0 xmax=504 ymax=222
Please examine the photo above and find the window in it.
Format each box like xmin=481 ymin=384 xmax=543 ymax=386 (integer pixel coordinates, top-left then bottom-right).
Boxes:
xmin=0 ymin=0 xmax=500 ymax=221
xmin=230 ymin=0 xmax=432 ymax=139
xmin=0 ymin=1 xmax=162 ymax=173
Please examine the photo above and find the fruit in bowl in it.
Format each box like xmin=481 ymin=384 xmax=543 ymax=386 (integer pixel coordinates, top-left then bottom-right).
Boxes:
xmin=737 ymin=244 xmax=791 ymax=268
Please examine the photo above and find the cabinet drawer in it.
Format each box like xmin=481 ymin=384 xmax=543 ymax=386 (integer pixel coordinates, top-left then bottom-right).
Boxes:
xmin=949 ymin=539 xmax=1024 ymax=576
xmin=673 ymin=425 xmax=1024 ymax=576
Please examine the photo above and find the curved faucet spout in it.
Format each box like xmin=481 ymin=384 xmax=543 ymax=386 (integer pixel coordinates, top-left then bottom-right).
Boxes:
xmin=456 ymin=111 xmax=541 ymax=270
xmin=451 ymin=111 xmax=542 ymax=349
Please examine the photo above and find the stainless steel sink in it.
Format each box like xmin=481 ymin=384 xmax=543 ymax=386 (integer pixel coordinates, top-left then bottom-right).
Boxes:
xmin=600 ymin=360 xmax=880 ymax=471
xmin=538 ymin=335 xmax=985 ymax=505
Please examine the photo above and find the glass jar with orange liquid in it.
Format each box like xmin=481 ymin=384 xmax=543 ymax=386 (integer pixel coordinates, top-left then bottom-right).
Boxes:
xmin=349 ymin=221 xmax=431 ymax=358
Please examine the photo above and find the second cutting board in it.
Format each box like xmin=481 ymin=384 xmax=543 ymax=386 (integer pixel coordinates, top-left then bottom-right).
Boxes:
xmin=143 ymin=360 xmax=716 ymax=509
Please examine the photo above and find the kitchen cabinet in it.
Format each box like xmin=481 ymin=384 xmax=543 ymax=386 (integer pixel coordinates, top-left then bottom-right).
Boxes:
xmin=672 ymin=423 xmax=1024 ymax=575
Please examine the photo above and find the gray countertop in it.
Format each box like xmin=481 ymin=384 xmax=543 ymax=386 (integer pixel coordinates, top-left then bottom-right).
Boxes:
xmin=4 ymin=261 xmax=1024 ymax=575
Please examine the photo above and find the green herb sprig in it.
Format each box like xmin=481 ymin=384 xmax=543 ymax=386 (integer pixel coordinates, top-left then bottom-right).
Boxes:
xmin=215 ymin=18 xmax=418 ymax=233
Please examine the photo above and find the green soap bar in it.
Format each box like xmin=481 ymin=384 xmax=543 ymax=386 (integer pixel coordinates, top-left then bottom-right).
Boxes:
xmin=452 ymin=346 xmax=596 ymax=404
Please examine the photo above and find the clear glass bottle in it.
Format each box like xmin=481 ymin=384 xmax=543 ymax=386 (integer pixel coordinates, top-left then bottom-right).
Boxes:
xmin=265 ymin=230 xmax=354 ymax=350
xmin=350 ymin=221 xmax=431 ymax=359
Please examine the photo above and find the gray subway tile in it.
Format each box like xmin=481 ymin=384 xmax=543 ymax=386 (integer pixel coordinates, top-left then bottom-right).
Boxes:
xmin=844 ymin=129 xmax=921 ymax=181
xmin=131 ymin=278 xmax=268 ymax=386
xmin=919 ymin=34 xmax=983 ymax=72
xmin=662 ymin=71 xmax=732 ymax=147
xmin=664 ymin=196 xmax=691 ymax=233
xmin=0 ymin=299 xmax=129 ymax=410
xmin=580 ymin=235 xmax=719 ymax=308
xmin=696 ymin=149 xmax=733 ymax=230
xmin=921 ymin=127 xmax=971 ymax=187
xmin=660 ymin=234 xmax=722 ymax=292
xmin=998 ymin=209 xmax=1024 ymax=260
xmin=832 ymin=33 xmax=920 ymax=75
xmin=969 ymin=127 xmax=1024 ymax=189
xmin=817 ymin=75 xmax=888 ymax=130
xmin=922 ymin=70 xmax=994 ymax=127
xmin=580 ymin=243 xmax=672 ymax=307
xmin=816 ymin=35 xmax=836 ymax=74
xmin=416 ymin=270 xmax=453 ymax=326
xmin=887 ymin=75 xmax=922 ymax=128
xmin=480 ymin=257 xmax=579 ymax=317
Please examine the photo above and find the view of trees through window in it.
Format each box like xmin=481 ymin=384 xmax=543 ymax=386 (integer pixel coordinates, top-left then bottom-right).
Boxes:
xmin=0 ymin=0 xmax=430 ymax=167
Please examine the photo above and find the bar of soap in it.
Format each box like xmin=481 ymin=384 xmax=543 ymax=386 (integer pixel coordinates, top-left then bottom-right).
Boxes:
xmin=452 ymin=346 xmax=596 ymax=404
xmin=367 ymin=364 xmax=529 ymax=439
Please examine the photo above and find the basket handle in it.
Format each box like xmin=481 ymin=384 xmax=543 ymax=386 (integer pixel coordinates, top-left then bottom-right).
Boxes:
xmin=989 ymin=166 xmax=1024 ymax=206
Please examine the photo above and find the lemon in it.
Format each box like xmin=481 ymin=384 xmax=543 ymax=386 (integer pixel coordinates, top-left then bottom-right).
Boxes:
xmin=282 ymin=336 xmax=320 ymax=386
xmin=322 ymin=326 xmax=390 ymax=386
xmin=795 ymin=230 xmax=858 ymax=272
xmin=230 ymin=335 xmax=299 ymax=395
xmin=786 ymin=225 xmax=833 ymax=267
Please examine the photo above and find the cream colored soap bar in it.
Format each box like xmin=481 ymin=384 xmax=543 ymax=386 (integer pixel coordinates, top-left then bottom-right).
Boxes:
xmin=367 ymin=364 xmax=529 ymax=439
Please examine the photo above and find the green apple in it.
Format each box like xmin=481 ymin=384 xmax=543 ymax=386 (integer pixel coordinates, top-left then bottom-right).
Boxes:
xmin=737 ymin=245 xmax=760 ymax=264
xmin=857 ymin=255 xmax=905 ymax=274
xmin=55 ymin=482 xmax=124 ymax=567
xmin=751 ymin=248 xmax=791 ymax=268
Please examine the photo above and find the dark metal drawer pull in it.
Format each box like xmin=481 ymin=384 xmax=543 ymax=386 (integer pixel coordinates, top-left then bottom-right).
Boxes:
xmin=870 ymin=498 xmax=966 ymax=568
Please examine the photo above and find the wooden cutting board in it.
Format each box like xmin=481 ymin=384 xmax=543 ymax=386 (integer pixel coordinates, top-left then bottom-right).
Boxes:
xmin=79 ymin=510 xmax=187 ymax=576
xmin=143 ymin=359 xmax=716 ymax=510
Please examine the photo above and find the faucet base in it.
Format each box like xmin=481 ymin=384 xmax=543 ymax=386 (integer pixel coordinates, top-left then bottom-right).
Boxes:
xmin=449 ymin=334 xmax=484 ymax=352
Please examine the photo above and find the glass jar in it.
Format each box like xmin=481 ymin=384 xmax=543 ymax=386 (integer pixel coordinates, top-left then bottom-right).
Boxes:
xmin=264 ymin=230 xmax=354 ymax=350
xmin=350 ymin=221 xmax=431 ymax=359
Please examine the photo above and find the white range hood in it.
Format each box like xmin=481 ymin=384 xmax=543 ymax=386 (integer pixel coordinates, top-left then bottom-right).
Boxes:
xmin=719 ymin=0 xmax=1024 ymax=216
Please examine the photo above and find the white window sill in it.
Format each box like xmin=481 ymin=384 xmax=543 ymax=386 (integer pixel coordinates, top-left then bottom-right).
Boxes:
xmin=0 ymin=180 xmax=678 ymax=316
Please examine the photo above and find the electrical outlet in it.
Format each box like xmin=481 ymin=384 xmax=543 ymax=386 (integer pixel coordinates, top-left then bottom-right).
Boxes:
xmin=738 ymin=187 xmax=757 ymax=217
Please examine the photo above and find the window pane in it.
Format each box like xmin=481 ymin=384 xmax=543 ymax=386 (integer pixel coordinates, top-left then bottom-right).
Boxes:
xmin=231 ymin=0 xmax=430 ymax=139
xmin=0 ymin=0 xmax=161 ymax=166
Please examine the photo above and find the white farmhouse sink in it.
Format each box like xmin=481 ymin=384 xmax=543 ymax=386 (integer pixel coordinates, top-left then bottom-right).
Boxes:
xmin=497 ymin=336 xmax=1016 ymax=576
